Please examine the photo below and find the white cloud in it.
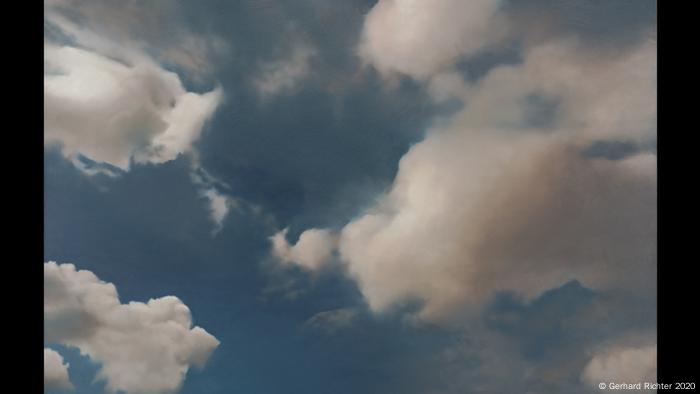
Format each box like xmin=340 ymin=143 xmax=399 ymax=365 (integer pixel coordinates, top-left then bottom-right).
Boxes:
xmin=44 ymin=6 xmax=224 ymax=172
xmin=274 ymin=39 xmax=656 ymax=323
xmin=358 ymin=0 xmax=505 ymax=80
xmin=45 ymin=348 xmax=73 ymax=391
xmin=582 ymin=344 xmax=657 ymax=386
xmin=255 ymin=40 xmax=317 ymax=99
xmin=44 ymin=4 xmax=231 ymax=232
xmin=443 ymin=38 xmax=656 ymax=141
xmin=337 ymin=134 xmax=655 ymax=321
xmin=271 ymin=228 xmax=338 ymax=271
xmin=44 ymin=41 xmax=223 ymax=171
xmin=44 ymin=262 xmax=220 ymax=394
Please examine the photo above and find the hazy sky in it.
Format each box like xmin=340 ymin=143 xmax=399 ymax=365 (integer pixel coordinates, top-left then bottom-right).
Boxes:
xmin=44 ymin=1 xmax=657 ymax=393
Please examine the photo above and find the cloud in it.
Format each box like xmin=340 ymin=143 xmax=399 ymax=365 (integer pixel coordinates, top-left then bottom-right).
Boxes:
xmin=44 ymin=42 xmax=223 ymax=171
xmin=338 ymin=136 xmax=655 ymax=321
xmin=271 ymin=228 xmax=338 ymax=271
xmin=200 ymin=187 xmax=235 ymax=233
xmin=443 ymin=38 xmax=656 ymax=141
xmin=44 ymin=262 xmax=220 ymax=394
xmin=44 ymin=5 xmax=224 ymax=172
xmin=44 ymin=2 xmax=233 ymax=232
xmin=581 ymin=344 xmax=657 ymax=387
xmin=426 ymin=71 xmax=470 ymax=103
xmin=45 ymin=0 xmax=229 ymax=81
xmin=274 ymin=38 xmax=656 ymax=323
xmin=45 ymin=348 xmax=73 ymax=391
xmin=358 ymin=0 xmax=505 ymax=80
xmin=255 ymin=40 xmax=317 ymax=99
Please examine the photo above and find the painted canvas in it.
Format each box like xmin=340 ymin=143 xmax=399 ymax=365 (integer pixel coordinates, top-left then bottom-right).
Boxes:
xmin=44 ymin=1 xmax=658 ymax=393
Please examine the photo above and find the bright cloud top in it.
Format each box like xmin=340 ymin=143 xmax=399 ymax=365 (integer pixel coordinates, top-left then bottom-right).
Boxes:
xmin=44 ymin=348 xmax=73 ymax=391
xmin=44 ymin=3 xmax=230 ymax=231
xmin=44 ymin=262 xmax=220 ymax=394
xmin=271 ymin=228 xmax=338 ymax=271
xmin=44 ymin=41 xmax=222 ymax=171
xmin=359 ymin=0 xmax=505 ymax=80
xmin=44 ymin=5 xmax=224 ymax=172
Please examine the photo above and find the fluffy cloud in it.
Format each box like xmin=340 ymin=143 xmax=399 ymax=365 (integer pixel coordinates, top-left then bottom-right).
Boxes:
xmin=358 ymin=0 xmax=505 ymax=80
xmin=44 ymin=3 xmax=224 ymax=171
xmin=44 ymin=3 xmax=230 ymax=231
xmin=44 ymin=262 xmax=220 ymax=394
xmin=581 ymin=344 xmax=657 ymax=386
xmin=339 ymin=135 xmax=655 ymax=321
xmin=428 ymin=38 xmax=656 ymax=142
xmin=45 ymin=348 xmax=73 ymax=391
xmin=44 ymin=40 xmax=223 ymax=171
xmin=271 ymin=228 xmax=338 ymax=271
xmin=274 ymin=38 xmax=656 ymax=323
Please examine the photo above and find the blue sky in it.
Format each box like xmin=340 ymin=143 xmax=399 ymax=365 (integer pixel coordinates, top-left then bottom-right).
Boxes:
xmin=44 ymin=1 xmax=657 ymax=393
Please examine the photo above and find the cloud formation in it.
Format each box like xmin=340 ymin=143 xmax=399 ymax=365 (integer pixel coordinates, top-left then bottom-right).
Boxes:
xmin=271 ymin=228 xmax=338 ymax=271
xmin=44 ymin=348 xmax=73 ymax=391
xmin=44 ymin=262 xmax=220 ymax=394
xmin=44 ymin=30 xmax=223 ymax=171
xmin=273 ymin=36 xmax=656 ymax=322
xmin=44 ymin=2 xmax=231 ymax=231
xmin=359 ymin=0 xmax=505 ymax=80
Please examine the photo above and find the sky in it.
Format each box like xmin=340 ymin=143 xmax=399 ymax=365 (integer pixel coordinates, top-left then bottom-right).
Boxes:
xmin=43 ymin=1 xmax=657 ymax=393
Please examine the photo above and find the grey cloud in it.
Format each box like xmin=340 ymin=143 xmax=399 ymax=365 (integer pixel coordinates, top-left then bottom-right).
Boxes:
xmin=44 ymin=348 xmax=73 ymax=391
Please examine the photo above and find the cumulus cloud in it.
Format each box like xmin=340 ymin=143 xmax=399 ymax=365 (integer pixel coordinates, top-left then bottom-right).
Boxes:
xmin=45 ymin=348 xmax=73 ymax=391
xmin=44 ymin=262 xmax=220 ymax=394
xmin=44 ymin=2 xmax=232 ymax=231
xmin=275 ymin=38 xmax=656 ymax=323
xmin=358 ymin=0 xmax=505 ymax=80
xmin=44 ymin=3 xmax=224 ymax=172
xmin=271 ymin=228 xmax=338 ymax=271
xmin=582 ymin=344 xmax=657 ymax=386
xmin=255 ymin=40 xmax=317 ymax=100
xmin=339 ymin=135 xmax=655 ymax=321
xmin=44 ymin=40 xmax=223 ymax=171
